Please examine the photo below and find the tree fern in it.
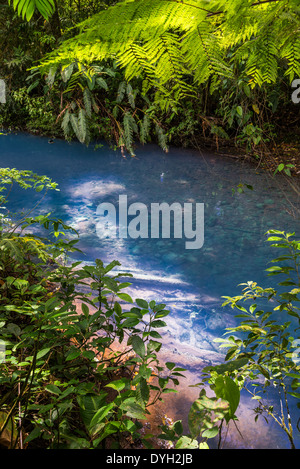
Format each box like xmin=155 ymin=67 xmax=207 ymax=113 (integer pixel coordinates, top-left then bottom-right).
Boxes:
xmin=39 ymin=0 xmax=300 ymax=95
xmin=123 ymin=111 xmax=137 ymax=156
xmin=126 ymin=83 xmax=135 ymax=109
xmin=245 ymin=30 xmax=279 ymax=87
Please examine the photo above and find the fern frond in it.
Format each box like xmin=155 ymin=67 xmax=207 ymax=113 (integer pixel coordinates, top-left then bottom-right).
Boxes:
xmin=245 ymin=29 xmax=278 ymax=86
xmin=139 ymin=114 xmax=151 ymax=144
xmin=39 ymin=0 xmax=300 ymax=98
xmin=123 ymin=112 xmax=135 ymax=155
xmin=116 ymin=81 xmax=126 ymax=103
xmin=280 ymin=36 xmax=300 ymax=81
xmin=126 ymin=83 xmax=135 ymax=109
xmin=78 ymin=108 xmax=88 ymax=144
xmin=61 ymin=109 xmax=70 ymax=137
xmin=83 ymin=88 xmax=92 ymax=118
xmin=8 ymin=0 xmax=55 ymax=21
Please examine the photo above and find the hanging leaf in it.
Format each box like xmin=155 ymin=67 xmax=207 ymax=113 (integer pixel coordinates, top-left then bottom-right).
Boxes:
xmin=8 ymin=0 xmax=55 ymax=21
xmin=214 ymin=376 xmax=240 ymax=422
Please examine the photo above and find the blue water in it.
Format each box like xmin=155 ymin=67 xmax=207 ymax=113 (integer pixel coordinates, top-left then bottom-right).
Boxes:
xmin=1 ymin=131 xmax=300 ymax=448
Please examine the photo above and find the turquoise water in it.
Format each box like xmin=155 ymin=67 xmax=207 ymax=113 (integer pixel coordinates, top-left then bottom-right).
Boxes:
xmin=1 ymin=132 xmax=300 ymax=448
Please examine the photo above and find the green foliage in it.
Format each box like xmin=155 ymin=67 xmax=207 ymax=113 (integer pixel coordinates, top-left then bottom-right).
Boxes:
xmin=40 ymin=0 xmax=300 ymax=93
xmin=33 ymin=0 xmax=300 ymax=154
xmin=162 ymin=230 xmax=300 ymax=450
xmin=0 ymin=168 xmax=183 ymax=449
xmin=9 ymin=87 xmax=59 ymax=134
xmin=274 ymin=163 xmax=295 ymax=177
xmin=157 ymin=371 xmax=241 ymax=449
xmin=210 ymin=230 xmax=300 ymax=449
xmin=8 ymin=0 xmax=55 ymax=21
xmin=23 ymin=62 xmax=169 ymax=155
xmin=2 ymin=0 xmax=300 ymax=155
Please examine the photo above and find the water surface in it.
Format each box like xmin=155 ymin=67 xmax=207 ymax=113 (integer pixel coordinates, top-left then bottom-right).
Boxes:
xmin=1 ymin=132 xmax=300 ymax=448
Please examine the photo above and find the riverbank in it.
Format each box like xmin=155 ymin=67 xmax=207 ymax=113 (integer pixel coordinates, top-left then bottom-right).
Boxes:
xmin=2 ymin=111 xmax=300 ymax=178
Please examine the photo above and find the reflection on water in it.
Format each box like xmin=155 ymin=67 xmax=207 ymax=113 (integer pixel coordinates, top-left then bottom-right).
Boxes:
xmin=1 ymin=132 xmax=300 ymax=448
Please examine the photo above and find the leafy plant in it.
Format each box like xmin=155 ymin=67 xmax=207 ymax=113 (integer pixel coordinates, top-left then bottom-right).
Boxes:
xmin=7 ymin=0 xmax=55 ymax=21
xmin=0 ymin=168 xmax=183 ymax=449
xmin=39 ymin=0 xmax=300 ymax=99
xmin=208 ymin=230 xmax=300 ymax=449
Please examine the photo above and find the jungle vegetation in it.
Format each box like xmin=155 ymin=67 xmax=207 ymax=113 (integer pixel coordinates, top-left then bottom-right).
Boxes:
xmin=0 ymin=0 xmax=300 ymax=450
xmin=1 ymin=0 xmax=300 ymax=162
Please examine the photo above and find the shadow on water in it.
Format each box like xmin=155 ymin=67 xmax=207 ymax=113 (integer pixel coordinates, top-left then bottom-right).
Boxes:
xmin=1 ymin=131 xmax=300 ymax=448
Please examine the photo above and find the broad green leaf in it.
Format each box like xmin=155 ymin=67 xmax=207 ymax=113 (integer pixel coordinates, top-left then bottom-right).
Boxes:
xmin=166 ymin=362 xmax=176 ymax=371
xmin=151 ymin=320 xmax=167 ymax=328
xmin=66 ymin=349 xmax=81 ymax=361
xmin=105 ymin=379 xmax=126 ymax=393
xmin=24 ymin=426 xmax=42 ymax=443
xmin=203 ymin=357 xmax=248 ymax=375
xmin=81 ymin=303 xmax=90 ymax=317
xmin=135 ymin=298 xmax=148 ymax=309
xmin=236 ymin=105 xmax=243 ymax=117
xmin=199 ymin=442 xmax=210 ymax=449
xmin=114 ymin=301 xmax=122 ymax=315
xmin=121 ymin=317 xmax=139 ymax=328
xmin=77 ymin=393 xmax=108 ymax=428
xmin=131 ymin=335 xmax=146 ymax=358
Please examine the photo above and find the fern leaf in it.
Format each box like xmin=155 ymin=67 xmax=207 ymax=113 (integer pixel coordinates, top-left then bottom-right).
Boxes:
xmin=155 ymin=123 xmax=168 ymax=153
xmin=96 ymin=77 xmax=108 ymax=91
xmin=61 ymin=109 xmax=70 ymax=137
xmin=38 ymin=0 xmax=300 ymax=99
xmin=78 ymin=108 xmax=87 ymax=144
xmin=123 ymin=112 xmax=136 ymax=155
xmin=116 ymin=81 xmax=126 ymax=103
xmin=70 ymin=113 xmax=80 ymax=142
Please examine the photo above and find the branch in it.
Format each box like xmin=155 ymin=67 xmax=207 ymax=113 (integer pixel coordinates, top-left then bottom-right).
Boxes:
xmin=164 ymin=0 xmax=285 ymax=18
